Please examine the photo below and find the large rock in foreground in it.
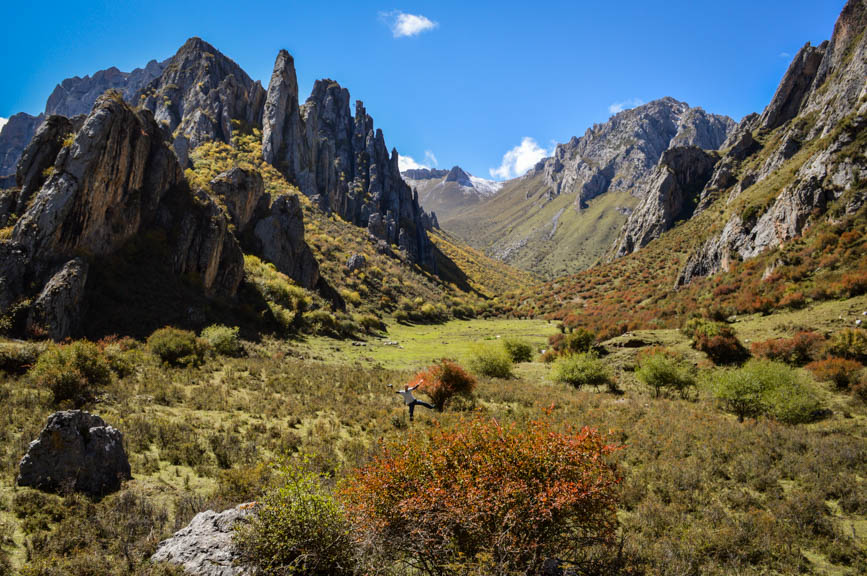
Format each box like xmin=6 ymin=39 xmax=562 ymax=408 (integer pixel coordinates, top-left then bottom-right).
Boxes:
xmin=151 ymin=504 xmax=255 ymax=576
xmin=17 ymin=411 xmax=131 ymax=497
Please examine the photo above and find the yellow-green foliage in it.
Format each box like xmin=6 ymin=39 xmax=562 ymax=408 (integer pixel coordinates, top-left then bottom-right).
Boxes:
xmin=244 ymin=255 xmax=310 ymax=330
xmin=30 ymin=341 xmax=112 ymax=405
xmin=468 ymin=341 xmax=513 ymax=378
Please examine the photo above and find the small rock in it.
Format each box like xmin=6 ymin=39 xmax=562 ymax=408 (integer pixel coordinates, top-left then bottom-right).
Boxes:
xmin=346 ymin=253 xmax=367 ymax=272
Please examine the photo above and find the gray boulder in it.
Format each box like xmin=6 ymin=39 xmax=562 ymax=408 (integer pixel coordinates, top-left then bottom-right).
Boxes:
xmin=26 ymin=258 xmax=89 ymax=340
xmin=346 ymin=253 xmax=366 ymax=272
xmin=17 ymin=411 xmax=131 ymax=496
xmin=151 ymin=504 xmax=255 ymax=576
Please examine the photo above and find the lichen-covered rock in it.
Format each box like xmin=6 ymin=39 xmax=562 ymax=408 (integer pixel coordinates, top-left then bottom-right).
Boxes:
xmin=346 ymin=253 xmax=366 ymax=271
xmin=17 ymin=411 xmax=131 ymax=496
xmin=151 ymin=504 xmax=255 ymax=576
xmin=262 ymin=50 xmax=309 ymax=187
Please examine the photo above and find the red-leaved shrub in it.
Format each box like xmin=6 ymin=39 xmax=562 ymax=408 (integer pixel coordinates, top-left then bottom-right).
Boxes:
xmin=340 ymin=416 xmax=621 ymax=575
xmin=807 ymin=357 xmax=864 ymax=390
xmin=750 ymin=331 xmax=824 ymax=366
xmin=414 ymin=359 xmax=476 ymax=410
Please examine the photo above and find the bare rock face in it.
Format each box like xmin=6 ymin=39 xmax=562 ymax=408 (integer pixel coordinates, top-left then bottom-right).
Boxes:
xmin=45 ymin=59 xmax=167 ymax=118
xmin=139 ymin=38 xmax=265 ymax=163
xmin=262 ymin=50 xmax=308 ymax=186
xmin=0 ymin=112 xmax=44 ymax=178
xmin=0 ymin=93 xmax=244 ymax=339
xmin=253 ymin=194 xmax=320 ymax=289
xmin=26 ymin=258 xmax=89 ymax=341
xmin=535 ymin=98 xmax=734 ymax=208
xmin=262 ymin=57 xmax=436 ymax=271
xmin=151 ymin=504 xmax=255 ymax=576
xmin=615 ymin=146 xmax=718 ymax=256
xmin=759 ymin=42 xmax=827 ymax=131
xmin=210 ymin=167 xmax=268 ymax=233
xmin=17 ymin=410 xmax=131 ymax=497
xmin=14 ymin=115 xmax=78 ymax=214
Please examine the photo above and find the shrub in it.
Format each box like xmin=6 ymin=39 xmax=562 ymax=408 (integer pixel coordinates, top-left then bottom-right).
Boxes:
xmin=502 ymin=338 xmax=534 ymax=363
xmin=201 ymin=324 xmax=244 ymax=357
xmin=0 ymin=341 xmax=41 ymax=375
xmin=825 ymin=328 xmax=867 ymax=362
xmin=551 ymin=352 xmax=614 ymax=391
xmin=235 ymin=460 xmax=355 ymax=576
xmin=807 ymin=357 xmax=863 ymax=389
xmin=147 ymin=327 xmax=207 ymax=367
xmin=414 ymin=359 xmax=477 ymax=410
xmin=340 ymin=416 xmax=621 ymax=575
xmin=30 ymin=341 xmax=112 ymax=405
xmin=97 ymin=335 xmax=143 ymax=378
xmin=468 ymin=342 xmax=513 ymax=378
xmin=713 ymin=359 xmax=822 ymax=424
xmin=357 ymin=314 xmax=384 ymax=333
xmin=683 ymin=318 xmax=748 ymax=365
xmin=750 ymin=331 xmax=823 ymax=366
xmin=635 ymin=348 xmax=696 ymax=398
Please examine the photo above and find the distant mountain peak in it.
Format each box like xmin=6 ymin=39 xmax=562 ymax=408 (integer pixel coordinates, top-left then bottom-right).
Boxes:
xmin=445 ymin=166 xmax=472 ymax=186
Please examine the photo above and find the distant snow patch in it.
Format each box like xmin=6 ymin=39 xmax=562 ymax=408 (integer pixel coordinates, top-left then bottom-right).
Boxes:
xmin=469 ymin=175 xmax=504 ymax=196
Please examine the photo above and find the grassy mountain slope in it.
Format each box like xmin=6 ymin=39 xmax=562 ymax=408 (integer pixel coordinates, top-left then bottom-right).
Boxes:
xmin=501 ymin=110 xmax=867 ymax=338
xmin=444 ymin=173 xmax=639 ymax=278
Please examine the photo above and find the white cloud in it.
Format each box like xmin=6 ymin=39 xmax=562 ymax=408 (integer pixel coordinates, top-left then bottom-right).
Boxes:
xmin=399 ymin=154 xmax=428 ymax=172
xmin=424 ymin=150 xmax=438 ymax=167
xmin=608 ymin=98 xmax=644 ymax=115
xmin=489 ymin=137 xmax=550 ymax=180
xmin=779 ymin=51 xmax=792 ymax=59
xmin=382 ymin=11 xmax=438 ymax=38
xmin=0 ymin=117 xmax=7 ymax=133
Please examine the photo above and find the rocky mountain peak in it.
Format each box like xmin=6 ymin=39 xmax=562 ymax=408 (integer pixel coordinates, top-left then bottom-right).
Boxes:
xmin=403 ymin=168 xmax=448 ymax=180
xmin=138 ymin=37 xmax=265 ymax=163
xmin=262 ymin=56 xmax=435 ymax=270
xmin=536 ymin=97 xmax=734 ymax=208
xmin=445 ymin=166 xmax=473 ymax=187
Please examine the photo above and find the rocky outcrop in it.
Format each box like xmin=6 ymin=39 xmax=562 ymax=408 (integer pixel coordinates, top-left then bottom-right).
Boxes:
xmin=139 ymin=38 xmax=265 ymax=164
xmin=14 ymin=115 xmax=79 ymax=213
xmin=17 ymin=411 xmax=131 ymax=496
xmin=533 ymin=98 xmax=734 ymax=208
xmin=45 ymin=60 xmax=167 ymax=118
xmin=759 ymin=42 xmax=827 ymax=131
xmin=346 ymin=253 xmax=366 ymax=271
xmin=615 ymin=146 xmax=718 ymax=256
xmin=252 ymin=194 xmax=320 ymax=289
xmin=0 ymin=112 xmax=44 ymax=178
xmin=800 ymin=0 xmax=867 ymax=137
xmin=210 ymin=167 xmax=268 ymax=233
xmin=151 ymin=504 xmax=255 ymax=576
xmin=403 ymin=168 xmax=448 ymax=180
xmin=27 ymin=258 xmax=89 ymax=341
xmin=262 ymin=58 xmax=435 ymax=270
xmin=261 ymin=50 xmax=308 ymax=187
xmin=678 ymin=0 xmax=867 ymax=285
xmin=0 ymin=93 xmax=244 ymax=338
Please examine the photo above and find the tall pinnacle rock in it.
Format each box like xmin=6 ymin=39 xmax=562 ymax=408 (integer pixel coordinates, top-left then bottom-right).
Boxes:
xmin=261 ymin=50 xmax=435 ymax=270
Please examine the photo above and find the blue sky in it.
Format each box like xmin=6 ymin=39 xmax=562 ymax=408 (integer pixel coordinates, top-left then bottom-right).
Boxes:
xmin=0 ymin=0 xmax=845 ymax=180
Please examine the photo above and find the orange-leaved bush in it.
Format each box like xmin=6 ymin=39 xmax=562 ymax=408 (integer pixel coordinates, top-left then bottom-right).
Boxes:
xmin=339 ymin=416 xmax=622 ymax=575
xmin=414 ymin=359 xmax=476 ymax=410
xmin=807 ymin=357 xmax=863 ymax=390
xmin=750 ymin=331 xmax=824 ymax=366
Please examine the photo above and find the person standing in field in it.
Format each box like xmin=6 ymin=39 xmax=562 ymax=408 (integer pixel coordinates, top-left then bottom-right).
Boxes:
xmin=390 ymin=380 xmax=434 ymax=421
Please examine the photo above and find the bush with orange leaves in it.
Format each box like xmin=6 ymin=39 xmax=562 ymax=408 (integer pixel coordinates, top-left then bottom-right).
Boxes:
xmin=339 ymin=416 xmax=622 ymax=575
xmin=413 ymin=359 xmax=477 ymax=410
